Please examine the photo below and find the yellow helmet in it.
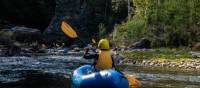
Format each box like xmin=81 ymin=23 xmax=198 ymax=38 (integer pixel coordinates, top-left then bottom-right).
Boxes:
xmin=98 ymin=39 xmax=110 ymax=50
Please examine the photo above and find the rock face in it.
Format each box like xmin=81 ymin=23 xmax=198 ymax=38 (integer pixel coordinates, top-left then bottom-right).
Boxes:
xmin=0 ymin=0 xmax=129 ymax=43
xmin=192 ymin=43 xmax=200 ymax=51
xmin=46 ymin=0 xmax=128 ymax=42
xmin=0 ymin=0 xmax=55 ymax=30
xmin=0 ymin=0 xmax=55 ymax=29
xmin=131 ymin=38 xmax=151 ymax=49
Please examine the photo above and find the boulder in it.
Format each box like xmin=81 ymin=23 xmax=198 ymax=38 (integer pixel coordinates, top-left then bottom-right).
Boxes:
xmin=11 ymin=27 xmax=43 ymax=43
xmin=5 ymin=44 xmax=21 ymax=56
xmin=192 ymin=42 xmax=200 ymax=51
xmin=131 ymin=38 xmax=151 ymax=49
xmin=112 ymin=54 xmax=126 ymax=65
xmin=0 ymin=37 xmax=12 ymax=45
xmin=0 ymin=26 xmax=43 ymax=56
xmin=0 ymin=26 xmax=43 ymax=43
xmin=0 ymin=37 xmax=21 ymax=56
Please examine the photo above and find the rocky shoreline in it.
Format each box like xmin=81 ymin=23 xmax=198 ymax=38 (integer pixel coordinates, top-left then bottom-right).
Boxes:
xmin=118 ymin=55 xmax=200 ymax=70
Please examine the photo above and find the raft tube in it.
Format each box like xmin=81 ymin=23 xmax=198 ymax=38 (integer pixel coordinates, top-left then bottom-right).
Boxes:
xmin=71 ymin=65 xmax=129 ymax=88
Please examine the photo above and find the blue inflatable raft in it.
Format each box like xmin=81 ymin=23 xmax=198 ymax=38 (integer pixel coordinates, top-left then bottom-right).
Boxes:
xmin=71 ymin=65 xmax=129 ymax=88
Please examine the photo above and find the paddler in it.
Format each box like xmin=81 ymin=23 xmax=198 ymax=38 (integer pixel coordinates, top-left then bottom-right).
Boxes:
xmin=83 ymin=38 xmax=115 ymax=70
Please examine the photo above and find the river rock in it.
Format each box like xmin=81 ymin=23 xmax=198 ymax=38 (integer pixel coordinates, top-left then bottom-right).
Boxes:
xmin=71 ymin=47 xmax=82 ymax=52
xmin=0 ymin=37 xmax=22 ymax=56
xmin=0 ymin=44 xmax=21 ymax=56
xmin=6 ymin=44 xmax=21 ymax=56
xmin=196 ymin=66 xmax=200 ymax=69
xmin=0 ymin=27 xmax=44 ymax=56
xmin=0 ymin=37 xmax=12 ymax=45
xmin=112 ymin=54 xmax=125 ymax=64
xmin=0 ymin=27 xmax=42 ymax=43
xmin=149 ymin=62 xmax=155 ymax=66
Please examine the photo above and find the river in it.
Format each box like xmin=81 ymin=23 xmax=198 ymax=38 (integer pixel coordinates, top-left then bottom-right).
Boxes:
xmin=0 ymin=52 xmax=199 ymax=88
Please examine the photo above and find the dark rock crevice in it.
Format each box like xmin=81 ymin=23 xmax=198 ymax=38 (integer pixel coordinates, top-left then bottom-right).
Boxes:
xmin=0 ymin=0 xmax=56 ymax=30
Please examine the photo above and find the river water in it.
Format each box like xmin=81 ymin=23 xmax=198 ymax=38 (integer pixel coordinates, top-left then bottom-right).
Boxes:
xmin=0 ymin=52 xmax=199 ymax=88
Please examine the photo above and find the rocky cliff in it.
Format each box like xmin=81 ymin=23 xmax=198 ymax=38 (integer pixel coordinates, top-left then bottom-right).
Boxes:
xmin=47 ymin=0 xmax=128 ymax=42
xmin=0 ymin=0 xmax=129 ymax=56
xmin=0 ymin=0 xmax=128 ymax=43
xmin=0 ymin=0 xmax=128 ymax=32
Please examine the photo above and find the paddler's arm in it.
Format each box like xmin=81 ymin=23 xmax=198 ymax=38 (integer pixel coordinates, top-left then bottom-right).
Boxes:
xmin=83 ymin=53 xmax=98 ymax=59
xmin=111 ymin=56 xmax=116 ymax=68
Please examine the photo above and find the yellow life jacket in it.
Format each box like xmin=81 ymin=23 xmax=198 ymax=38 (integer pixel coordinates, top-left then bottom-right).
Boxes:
xmin=95 ymin=50 xmax=113 ymax=70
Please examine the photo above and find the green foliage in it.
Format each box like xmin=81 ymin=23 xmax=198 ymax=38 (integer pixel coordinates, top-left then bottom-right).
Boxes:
xmin=133 ymin=0 xmax=149 ymax=19
xmin=98 ymin=23 xmax=107 ymax=38
xmin=122 ymin=48 xmax=195 ymax=61
xmin=146 ymin=0 xmax=200 ymax=47
xmin=112 ymin=0 xmax=200 ymax=47
xmin=111 ymin=0 xmax=148 ymax=47
xmin=112 ymin=19 xmax=146 ymax=46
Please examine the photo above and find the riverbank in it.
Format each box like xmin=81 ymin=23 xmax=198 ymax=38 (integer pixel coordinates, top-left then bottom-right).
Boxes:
xmin=118 ymin=48 xmax=200 ymax=70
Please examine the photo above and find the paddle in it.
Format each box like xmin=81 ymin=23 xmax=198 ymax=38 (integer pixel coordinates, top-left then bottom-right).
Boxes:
xmin=61 ymin=21 xmax=87 ymax=46
xmin=61 ymin=21 xmax=97 ymax=53
xmin=61 ymin=21 xmax=77 ymax=38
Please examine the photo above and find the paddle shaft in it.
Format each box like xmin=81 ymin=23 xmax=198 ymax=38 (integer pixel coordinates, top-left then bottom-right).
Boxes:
xmin=77 ymin=37 xmax=87 ymax=46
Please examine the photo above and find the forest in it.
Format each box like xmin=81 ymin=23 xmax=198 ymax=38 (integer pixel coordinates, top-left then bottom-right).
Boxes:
xmin=112 ymin=0 xmax=200 ymax=48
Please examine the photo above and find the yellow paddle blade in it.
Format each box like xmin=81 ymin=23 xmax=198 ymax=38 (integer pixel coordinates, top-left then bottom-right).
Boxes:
xmin=92 ymin=38 xmax=96 ymax=44
xmin=61 ymin=21 xmax=78 ymax=38
xmin=125 ymin=74 xmax=140 ymax=88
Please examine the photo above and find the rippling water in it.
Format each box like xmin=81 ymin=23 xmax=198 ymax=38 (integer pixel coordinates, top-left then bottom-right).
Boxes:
xmin=0 ymin=52 xmax=199 ymax=88
xmin=127 ymin=66 xmax=200 ymax=88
